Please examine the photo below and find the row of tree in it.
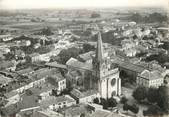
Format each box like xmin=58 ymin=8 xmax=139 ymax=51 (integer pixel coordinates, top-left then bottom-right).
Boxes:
xmin=93 ymin=97 xmax=117 ymax=109
xmin=129 ymin=12 xmax=168 ymax=23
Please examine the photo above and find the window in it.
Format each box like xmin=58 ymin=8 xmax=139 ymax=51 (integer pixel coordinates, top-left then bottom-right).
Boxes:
xmin=111 ymin=78 xmax=116 ymax=86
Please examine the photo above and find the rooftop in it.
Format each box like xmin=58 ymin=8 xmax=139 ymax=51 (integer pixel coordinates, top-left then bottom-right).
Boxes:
xmin=0 ymin=75 xmax=12 ymax=85
xmin=78 ymin=51 xmax=95 ymax=62
xmin=139 ymin=70 xmax=163 ymax=80
xmin=37 ymin=109 xmax=64 ymax=117
xmin=90 ymin=110 xmax=110 ymax=117
xmin=40 ymin=95 xmax=75 ymax=108
xmin=45 ymin=62 xmax=67 ymax=69
xmin=70 ymin=89 xmax=98 ymax=99
xmin=66 ymin=57 xmax=92 ymax=70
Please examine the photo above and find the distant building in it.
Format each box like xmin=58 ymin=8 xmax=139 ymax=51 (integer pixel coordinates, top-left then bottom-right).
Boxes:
xmin=137 ymin=70 xmax=164 ymax=88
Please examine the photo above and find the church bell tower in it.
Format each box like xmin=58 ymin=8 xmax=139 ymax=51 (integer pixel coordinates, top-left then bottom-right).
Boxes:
xmin=92 ymin=32 xmax=121 ymax=99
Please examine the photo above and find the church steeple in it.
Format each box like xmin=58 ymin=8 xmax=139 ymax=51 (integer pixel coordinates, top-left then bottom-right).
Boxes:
xmin=95 ymin=32 xmax=104 ymax=63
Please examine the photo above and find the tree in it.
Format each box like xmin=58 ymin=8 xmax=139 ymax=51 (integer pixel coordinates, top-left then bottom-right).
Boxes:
xmin=157 ymin=86 xmax=169 ymax=113
xmin=91 ymin=12 xmax=101 ymax=18
xmin=83 ymin=43 xmax=95 ymax=53
xmin=123 ymin=103 xmax=139 ymax=114
xmin=132 ymin=86 xmax=147 ymax=102
xmin=123 ymin=103 xmax=129 ymax=111
xmin=147 ymin=87 xmax=159 ymax=103
xmin=41 ymin=27 xmax=53 ymax=36
xmin=80 ymin=113 xmax=85 ymax=117
xmin=93 ymin=98 xmax=99 ymax=104
xmin=58 ymin=47 xmax=82 ymax=64
xmin=120 ymin=96 xmax=128 ymax=104
xmin=100 ymin=98 xmax=108 ymax=109
xmin=130 ymin=104 xmax=139 ymax=114
xmin=107 ymin=97 xmax=117 ymax=108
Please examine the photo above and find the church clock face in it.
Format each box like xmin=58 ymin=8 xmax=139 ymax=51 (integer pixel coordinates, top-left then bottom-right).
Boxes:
xmin=111 ymin=78 xmax=116 ymax=86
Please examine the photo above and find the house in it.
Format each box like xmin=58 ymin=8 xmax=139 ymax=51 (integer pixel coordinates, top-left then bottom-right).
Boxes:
xmin=137 ymin=70 xmax=164 ymax=88
xmin=40 ymin=95 xmax=76 ymax=110
xmin=0 ymin=61 xmax=16 ymax=71
xmin=0 ymin=75 xmax=12 ymax=87
xmin=66 ymin=57 xmax=92 ymax=71
xmin=16 ymin=68 xmax=34 ymax=76
xmin=47 ymin=73 xmax=66 ymax=94
xmin=70 ymin=89 xmax=100 ymax=104
xmin=117 ymin=61 xmax=146 ymax=81
xmin=78 ymin=51 xmax=95 ymax=63
xmin=12 ymin=68 xmax=56 ymax=93
xmin=61 ymin=104 xmax=92 ymax=117
xmin=0 ymin=34 xmax=13 ymax=42
xmin=29 ymin=53 xmax=40 ymax=62
xmin=1 ymin=103 xmax=20 ymax=117
xmin=66 ymin=70 xmax=83 ymax=88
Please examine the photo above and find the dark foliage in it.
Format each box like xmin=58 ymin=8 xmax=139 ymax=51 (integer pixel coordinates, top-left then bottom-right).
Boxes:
xmin=132 ymin=86 xmax=147 ymax=102
xmin=93 ymin=98 xmax=99 ymax=104
xmin=91 ymin=12 xmax=101 ymax=18
xmin=58 ymin=47 xmax=83 ymax=64
xmin=120 ymin=96 xmax=128 ymax=104
xmin=82 ymin=43 xmax=95 ymax=53
xmin=147 ymin=87 xmax=159 ymax=103
xmin=123 ymin=103 xmax=139 ymax=114
xmin=129 ymin=12 xmax=168 ymax=23
xmin=157 ymin=86 xmax=169 ymax=113
xmin=107 ymin=97 xmax=117 ymax=108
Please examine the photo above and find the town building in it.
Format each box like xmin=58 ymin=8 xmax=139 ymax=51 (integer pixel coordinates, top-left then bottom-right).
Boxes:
xmin=137 ymin=70 xmax=164 ymax=88
xmin=70 ymin=89 xmax=99 ymax=104
xmin=40 ymin=95 xmax=76 ymax=111
xmin=87 ymin=32 xmax=121 ymax=99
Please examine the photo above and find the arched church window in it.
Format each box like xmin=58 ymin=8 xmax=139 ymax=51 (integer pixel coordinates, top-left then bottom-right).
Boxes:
xmin=111 ymin=78 xmax=116 ymax=86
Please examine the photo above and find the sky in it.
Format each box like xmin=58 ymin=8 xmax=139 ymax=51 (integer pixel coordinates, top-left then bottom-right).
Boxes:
xmin=0 ymin=0 xmax=168 ymax=9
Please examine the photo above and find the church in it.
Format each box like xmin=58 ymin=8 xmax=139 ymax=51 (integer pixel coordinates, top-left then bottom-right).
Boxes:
xmin=66 ymin=32 xmax=121 ymax=99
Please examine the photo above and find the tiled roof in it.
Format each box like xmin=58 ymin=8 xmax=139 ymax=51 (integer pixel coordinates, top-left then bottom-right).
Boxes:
xmin=78 ymin=51 xmax=95 ymax=61
xmin=90 ymin=110 xmax=110 ymax=117
xmin=0 ymin=75 xmax=12 ymax=85
xmin=66 ymin=57 xmax=92 ymax=70
xmin=119 ymin=62 xmax=145 ymax=73
xmin=139 ymin=70 xmax=163 ymax=80
xmin=40 ymin=95 xmax=75 ymax=108
xmin=70 ymin=89 xmax=98 ymax=99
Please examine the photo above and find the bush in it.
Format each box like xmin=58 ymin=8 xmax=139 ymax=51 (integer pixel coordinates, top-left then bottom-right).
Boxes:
xmin=123 ymin=103 xmax=139 ymax=114
xmin=147 ymin=87 xmax=159 ymax=103
xmin=100 ymin=98 xmax=108 ymax=109
xmin=120 ymin=96 xmax=128 ymax=104
xmin=25 ymin=89 xmax=33 ymax=96
xmin=93 ymin=98 xmax=99 ymax=104
xmin=107 ymin=97 xmax=117 ymax=108
xmin=132 ymin=86 xmax=147 ymax=102
xmin=91 ymin=12 xmax=101 ymax=18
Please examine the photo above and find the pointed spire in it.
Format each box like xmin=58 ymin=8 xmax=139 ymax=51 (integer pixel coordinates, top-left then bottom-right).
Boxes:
xmin=96 ymin=32 xmax=104 ymax=62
